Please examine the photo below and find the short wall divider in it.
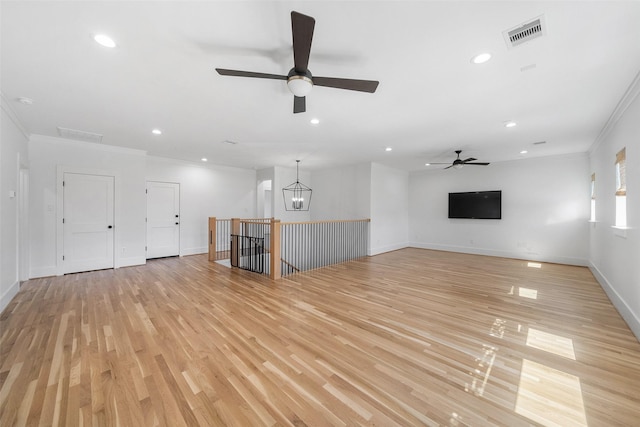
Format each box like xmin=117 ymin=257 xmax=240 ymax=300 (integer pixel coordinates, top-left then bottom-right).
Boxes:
xmin=209 ymin=217 xmax=370 ymax=279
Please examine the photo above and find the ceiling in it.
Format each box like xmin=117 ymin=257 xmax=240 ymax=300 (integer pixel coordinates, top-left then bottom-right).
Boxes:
xmin=2 ymin=1 xmax=640 ymax=171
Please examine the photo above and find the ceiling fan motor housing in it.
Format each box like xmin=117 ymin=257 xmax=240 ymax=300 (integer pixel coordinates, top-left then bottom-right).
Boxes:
xmin=287 ymin=68 xmax=313 ymax=97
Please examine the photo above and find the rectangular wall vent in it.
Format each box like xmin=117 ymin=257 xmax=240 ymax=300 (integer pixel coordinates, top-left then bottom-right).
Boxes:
xmin=503 ymin=15 xmax=546 ymax=48
xmin=57 ymin=126 xmax=103 ymax=143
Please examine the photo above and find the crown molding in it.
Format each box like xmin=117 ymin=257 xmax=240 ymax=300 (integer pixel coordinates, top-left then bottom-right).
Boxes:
xmin=30 ymin=133 xmax=147 ymax=156
xmin=0 ymin=92 xmax=31 ymax=140
xmin=589 ymin=70 xmax=640 ymax=154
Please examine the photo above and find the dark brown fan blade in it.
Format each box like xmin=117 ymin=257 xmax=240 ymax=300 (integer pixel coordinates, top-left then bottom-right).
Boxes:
xmin=427 ymin=162 xmax=452 ymax=165
xmin=462 ymin=157 xmax=477 ymax=163
xmin=444 ymin=165 xmax=454 ymax=170
xmin=313 ymin=76 xmax=379 ymax=93
xmin=215 ymin=68 xmax=288 ymax=80
xmin=293 ymin=96 xmax=306 ymax=114
xmin=465 ymin=162 xmax=490 ymax=166
xmin=291 ymin=11 xmax=315 ymax=72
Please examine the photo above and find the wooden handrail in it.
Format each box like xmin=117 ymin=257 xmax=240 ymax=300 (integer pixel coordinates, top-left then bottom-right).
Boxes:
xmin=281 ymin=218 xmax=371 ymax=225
xmin=281 ymin=258 xmax=300 ymax=272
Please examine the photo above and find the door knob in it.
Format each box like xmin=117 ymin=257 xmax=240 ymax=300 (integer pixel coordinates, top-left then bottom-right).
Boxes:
xmin=175 ymin=222 xmax=179 ymax=225
xmin=108 ymin=225 xmax=113 ymax=229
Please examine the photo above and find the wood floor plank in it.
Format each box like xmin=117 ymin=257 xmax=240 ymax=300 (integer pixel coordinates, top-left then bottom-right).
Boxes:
xmin=1 ymin=248 xmax=640 ymax=426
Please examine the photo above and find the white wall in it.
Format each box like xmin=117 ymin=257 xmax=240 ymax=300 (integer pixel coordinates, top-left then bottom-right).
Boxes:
xmin=310 ymin=163 xmax=371 ymax=221
xmin=370 ymin=162 xmax=409 ymax=255
xmin=1 ymin=99 xmax=29 ymax=312
xmin=256 ymin=167 xmax=274 ymax=219
xmin=309 ymin=162 xmax=408 ymax=255
xmin=588 ymin=75 xmax=640 ymax=339
xmin=28 ymin=135 xmax=147 ymax=277
xmin=146 ymin=156 xmax=256 ymax=255
xmin=409 ymin=153 xmax=590 ymax=265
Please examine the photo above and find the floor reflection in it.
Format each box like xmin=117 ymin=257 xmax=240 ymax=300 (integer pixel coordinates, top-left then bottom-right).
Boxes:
xmin=465 ymin=318 xmax=505 ymax=397
xmin=509 ymin=286 xmax=539 ymax=299
xmin=515 ymin=359 xmax=587 ymax=427
xmin=526 ymin=328 xmax=576 ymax=360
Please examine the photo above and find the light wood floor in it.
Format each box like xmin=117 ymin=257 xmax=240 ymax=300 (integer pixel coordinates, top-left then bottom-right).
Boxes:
xmin=1 ymin=248 xmax=640 ymax=426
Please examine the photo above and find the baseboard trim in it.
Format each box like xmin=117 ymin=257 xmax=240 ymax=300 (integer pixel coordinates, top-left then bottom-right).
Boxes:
xmin=589 ymin=262 xmax=640 ymax=342
xmin=181 ymin=247 xmax=207 ymax=256
xmin=408 ymin=242 xmax=588 ymax=266
xmin=0 ymin=280 xmax=20 ymax=314
xmin=30 ymin=266 xmax=57 ymax=279
xmin=369 ymin=242 xmax=409 ymax=256
xmin=118 ymin=256 xmax=146 ymax=268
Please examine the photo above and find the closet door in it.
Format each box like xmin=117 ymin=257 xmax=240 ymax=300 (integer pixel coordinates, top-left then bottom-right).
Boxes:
xmin=63 ymin=173 xmax=115 ymax=273
xmin=146 ymin=181 xmax=180 ymax=259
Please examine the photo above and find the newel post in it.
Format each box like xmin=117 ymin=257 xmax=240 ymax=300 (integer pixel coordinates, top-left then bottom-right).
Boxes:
xmin=270 ymin=218 xmax=281 ymax=280
xmin=208 ymin=217 xmax=216 ymax=261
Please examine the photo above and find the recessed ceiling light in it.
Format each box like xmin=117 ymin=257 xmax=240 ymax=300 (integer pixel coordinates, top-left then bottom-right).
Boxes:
xmin=471 ymin=52 xmax=492 ymax=64
xmin=520 ymin=150 xmax=528 ymax=154
xmin=505 ymin=121 xmax=517 ymax=128
xmin=385 ymin=147 xmax=392 ymax=152
xmin=152 ymin=129 xmax=162 ymax=135
xmin=17 ymin=97 xmax=33 ymax=105
xmin=201 ymin=158 xmax=208 ymax=162
xmin=425 ymin=163 xmax=431 ymax=166
xmin=94 ymin=34 xmax=116 ymax=48
xmin=310 ymin=118 xmax=320 ymax=125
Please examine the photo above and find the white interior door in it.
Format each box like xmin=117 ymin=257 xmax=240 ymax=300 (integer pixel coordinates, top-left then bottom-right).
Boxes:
xmin=63 ymin=173 xmax=115 ymax=274
xmin=146 ymin=181 xmax=180 ymax=259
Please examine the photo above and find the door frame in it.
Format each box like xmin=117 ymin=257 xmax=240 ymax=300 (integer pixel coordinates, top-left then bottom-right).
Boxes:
xmin=18 ymin=166 xmax=30 ymax=281
xmin=56 ymin=166 xmax=120 ymax=276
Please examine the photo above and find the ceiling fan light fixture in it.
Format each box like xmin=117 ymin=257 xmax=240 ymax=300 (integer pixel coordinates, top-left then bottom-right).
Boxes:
xmin=287 ymin=75 xmax=313 ymax=97
xmin=453 ymin=164 xmax=464 ymax=169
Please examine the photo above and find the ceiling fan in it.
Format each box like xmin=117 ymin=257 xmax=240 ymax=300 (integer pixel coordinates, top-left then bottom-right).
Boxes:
xmin=429 ymin=150 xmax=490 ymax=169
xmin=215 ymin=11 xmax=379 ymax=113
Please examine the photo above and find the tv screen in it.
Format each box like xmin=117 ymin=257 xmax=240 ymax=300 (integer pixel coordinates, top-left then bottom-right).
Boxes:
xmin=448 ymin=191 xmax=501 ymax=219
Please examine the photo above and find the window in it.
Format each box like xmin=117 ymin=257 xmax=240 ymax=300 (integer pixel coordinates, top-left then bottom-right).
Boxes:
xmin=615 ymin=148 xmax=627 ymax=227
xmin=590 ymin=173 xmax=596 ymax=221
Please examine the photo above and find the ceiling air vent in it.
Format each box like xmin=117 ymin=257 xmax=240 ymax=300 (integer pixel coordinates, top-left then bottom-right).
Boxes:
xmin=57 ymin=126 xmax=103 ymax=143
xmin=503 ymin=15 xmax=546 ymax=48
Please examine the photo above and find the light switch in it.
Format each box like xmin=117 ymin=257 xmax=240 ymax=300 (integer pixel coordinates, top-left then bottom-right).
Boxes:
xmin=8 ymin=190 xmax=16 ymax=198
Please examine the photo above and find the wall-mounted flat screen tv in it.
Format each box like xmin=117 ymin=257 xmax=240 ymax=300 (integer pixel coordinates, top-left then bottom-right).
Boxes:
xmin=448 ymin=190 xmax=501 ymax=219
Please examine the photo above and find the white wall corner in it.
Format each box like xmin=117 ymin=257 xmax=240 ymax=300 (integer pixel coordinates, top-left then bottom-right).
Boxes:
xmin=589 ymin=262 xmax=640 ymax=342
xmin=589 ymin=70 xmax=640 ymax=155
xmin=0 ymin=281 xmax=20 ymax=314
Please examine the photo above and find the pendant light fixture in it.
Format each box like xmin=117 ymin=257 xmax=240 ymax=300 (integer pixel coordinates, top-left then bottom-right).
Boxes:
xmin=282 ymin=160 xmax=312 ymax=211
